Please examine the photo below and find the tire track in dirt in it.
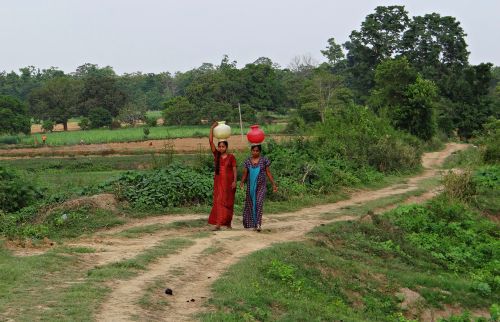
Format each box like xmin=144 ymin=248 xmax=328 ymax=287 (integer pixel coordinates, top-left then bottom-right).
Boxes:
xmin=95 ymin=143 xmax=468 ymax=321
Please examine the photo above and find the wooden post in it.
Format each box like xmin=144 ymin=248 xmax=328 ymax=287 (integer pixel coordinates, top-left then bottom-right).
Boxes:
xmin=238 ymin=102 xmax=244 ymax=142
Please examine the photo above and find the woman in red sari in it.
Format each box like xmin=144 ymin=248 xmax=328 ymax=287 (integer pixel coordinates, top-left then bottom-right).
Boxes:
xmin=208 ymin=122 xmax=237 ymax=231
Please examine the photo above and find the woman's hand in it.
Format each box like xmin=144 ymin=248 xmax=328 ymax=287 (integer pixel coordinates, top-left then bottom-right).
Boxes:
xmin=232 ymin=181 xmax=236 ymax=189
xmin=272 ymin=184 xmax=278 ymax=193
xmin=211 ymin=121 xmax=218 ymax=129
xmin=240 ymin=181 xmax=245 ymax=190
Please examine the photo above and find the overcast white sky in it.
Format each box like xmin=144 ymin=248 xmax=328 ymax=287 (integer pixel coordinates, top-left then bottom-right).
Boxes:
xmin=1 ymin=0 xmax=498 ymax=74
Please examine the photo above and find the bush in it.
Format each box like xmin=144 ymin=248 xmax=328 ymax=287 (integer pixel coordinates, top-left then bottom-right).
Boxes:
xmin=111 ymin=164 xmax=213 ymax=209
xmin=110 ymin=120 xmax=122 ymax=130
xmin=88 ymin=107 xmax=112 ymax=128
xmin=314 ymin=104 xmax=422 ymax=172
xmin=41 ymin=120 xmax=55 ymax=132
xmin=442 ymin=170 xmax=477 ymax=203
xmin=78 ymin=117 xmax=90 ymax=130
xmin=0 ymin=135 xmax=20 ymax=145
xmin=146 ymin=117 xmax=158 ymax=127
xmin=143 ymin=126 xmax=150 ymax=138
xmin=476 ymin=118 xmax=500 ymax=163
xmin=0 ymin=166 xmax=41 ymax=213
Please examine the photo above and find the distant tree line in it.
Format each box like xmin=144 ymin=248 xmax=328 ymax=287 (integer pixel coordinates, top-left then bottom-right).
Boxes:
xmin=0 ymin=5 xmax=498 ymax=140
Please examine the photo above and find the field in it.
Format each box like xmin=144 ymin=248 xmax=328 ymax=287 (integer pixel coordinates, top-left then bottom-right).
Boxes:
xmin=1 ymin=123 xmax=285 ymax=147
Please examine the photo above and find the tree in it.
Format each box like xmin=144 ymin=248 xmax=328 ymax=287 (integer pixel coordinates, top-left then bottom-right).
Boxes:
xmin=241 ymin=62 xmax=285 ymax=110
xmin=401 ymin=76 xmax=438 ymax=140
xmin=402 ymin=13 xmax=469 ymax=83
xmin=344 ymin=6 xmax=410 ymax=98
xmin=88 ymin=107 xmax=112 ymax=128
xmin=371 ymin=58 xmax=437 ymax=140
xmin=76 ymin=64 xmax=128 ymax=117
xmin=369 ymin=57 xmax=417 ymax=111
xmin=28 ymin=77 xmax=82 ymax=131
xmin=300 ymin=67 xmax=347 ymax=122
xmin=163 ymin=97 xmax=198 ymax=125
xmin=321 ymin=38 xmax=344 ymax=66
xmin=0 ymin=95 xmax=31 ymax=134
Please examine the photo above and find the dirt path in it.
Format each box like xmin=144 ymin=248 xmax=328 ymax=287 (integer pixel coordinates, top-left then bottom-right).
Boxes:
xmin=86 ymin=143 xmax=466 ymax=321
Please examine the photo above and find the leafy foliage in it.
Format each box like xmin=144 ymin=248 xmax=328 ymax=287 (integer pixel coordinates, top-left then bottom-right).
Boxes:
xmin=387 ymin=198 xmax=499 ymax=290
xmin=111 ymin=164 xmax=212 ymax=209
xmin=88 ymin=107 xmax=112 ymax=128
xmin=0 ymin=166 xmax=41 ymax=213
xmin=0 ymin=95 xmax=31 ymax=135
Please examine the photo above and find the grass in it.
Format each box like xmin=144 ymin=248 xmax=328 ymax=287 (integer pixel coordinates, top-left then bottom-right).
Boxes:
xmin=116 ymin=218 xmax=207 ymax=238
xmin=443 ymin=146 xmax=482 ymax=169
xmin=0 ymin=123 xmax=286 ymax=148
xmin=145 ymin=110 xmax=163 ymax=119
xmin=200 ymin=215 xmax=497 ymax=322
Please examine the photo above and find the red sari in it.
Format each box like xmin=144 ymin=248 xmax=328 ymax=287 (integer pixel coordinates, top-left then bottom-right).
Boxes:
xmin=208 ymin=152 xmax=236 ymax=227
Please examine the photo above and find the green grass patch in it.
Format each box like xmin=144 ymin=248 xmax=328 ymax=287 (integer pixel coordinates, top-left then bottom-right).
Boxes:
xmin=1 ymin=205 xmax=125 ymax=241
xmin=116 ymin=218 xmax=207 ymax=238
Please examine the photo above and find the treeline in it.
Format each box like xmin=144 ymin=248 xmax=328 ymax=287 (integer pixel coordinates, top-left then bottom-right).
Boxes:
xmin=0 ymin=5 xmax=499 ymax=139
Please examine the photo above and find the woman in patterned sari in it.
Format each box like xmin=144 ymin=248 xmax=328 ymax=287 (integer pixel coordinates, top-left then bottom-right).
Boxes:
xmin=240 ymin=144 xmax=278 ymax=232
xmin=208 ymin=122 xmax=237 ymax=231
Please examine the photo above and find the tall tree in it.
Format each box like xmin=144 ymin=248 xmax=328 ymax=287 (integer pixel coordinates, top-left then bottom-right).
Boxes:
xmin=344 ymin=6 xmax=410 ymax=99
xmin=402 ymin=13 xmax=469 ymax=83
xmin=76 ymin=64 xmax=128 ymax=117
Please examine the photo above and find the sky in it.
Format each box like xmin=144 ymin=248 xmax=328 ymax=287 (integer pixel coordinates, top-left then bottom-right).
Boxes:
xmin=1 ymin=0 xmax=499 ymax=75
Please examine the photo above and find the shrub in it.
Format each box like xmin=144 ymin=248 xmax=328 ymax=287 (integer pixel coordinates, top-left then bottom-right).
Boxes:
xmin=313 ymin=104 xmax=422 ymax=173
xmin=143 ymin=126 xmax=150 ymax=138
xmin=146 ymin=117 xmax=158 ymax=127
xmin=111 ymin=164 xmax=213 ymax=209
xmin=0 ymin=166 xmax=42 ymax=213
xmin=88 ymin=107 xmax=112 ymax=128
xmin=0 ymin=135 xmax=20 ymax=145
xmin=78 ymin=117 xmax=90 ymax=130
xmin=477 ymin=118 xmax=499 ymax=163
xmin=442 ymin=170 xmax=477 ymax=203
xmin=110 ymin=120 xmax=122 ymax=130
xmin=41 ymin=120 xmax=55 ymax=132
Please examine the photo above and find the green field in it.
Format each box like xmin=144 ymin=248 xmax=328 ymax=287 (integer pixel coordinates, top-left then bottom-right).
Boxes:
xmin=0 ymin=124 xmax=285 ymax=147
